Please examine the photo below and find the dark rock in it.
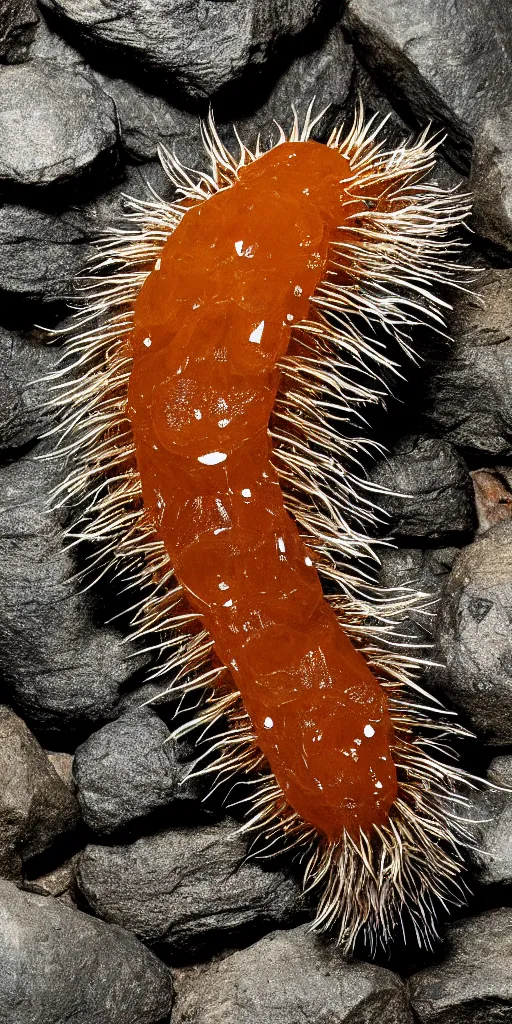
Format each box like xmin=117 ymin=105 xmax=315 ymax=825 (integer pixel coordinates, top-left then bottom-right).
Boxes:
xmin=0 ymin=705 xmax=80 ymax=879
xmin=422 ymin=269 xmax=512 ymax=457
xmin=0 ymin=447 xmax=148 ymax=736
xmin=0 ymin=0 xmax=39 ymax=64
xmin=0 ymin=326 xmax=60 ymax=452
xmin=0 ymin=879 xmax=173 ymax=1024
xmin=371 ymin=436 xmax=475 ymax=539
xmin=46 ymin=751 xmax=75 ymax=790
xmin=77 ymin=819 xmax=302 ymax=955
xmin=74 ymin=706 xmax=207 ymax=836
xmin=23 ymin=855 xmax=77 ymax=898
xmin=377 ymin=545 xmax=458 ymax=665
xmin=0 ymin=160 xmax=173 ymax=304
xmin=437 ymin=521 xmax=512 ymax=744
xmin=92 ymin=74 xmax=199 ymax=164
xmin=31 ymin=8 xmax=84 ymax=66
xmin=409 ymin=908 xmax=512 ymax=1024
xmin=173 ymin=924 xmax=413 ymax=1024
xmin=343 ymin=0 xmax=512 ymax=248
xmin=230 ymin=19 xmax=354 ymax=152
xmin=469 ymin=755 xmax=512 ymax=887
xmin=40 ymin=0 xmax=330 ymax=101
xmin=0 ymin=61 xmax=118 ymax=191
xmin=471 ymin=468 xmax=512 ymax=534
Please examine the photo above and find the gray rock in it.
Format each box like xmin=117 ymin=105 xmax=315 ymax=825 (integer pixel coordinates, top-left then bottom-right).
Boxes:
xmin=30 ymin=7 xmax=85 ymax=66
xmin=0 ymin=61 xmax=118 ymax=190
xmin=0 ymin=705 xmax=80 ymax=879
xmin=230 ymin=19 xmax=354 ymax=152
xmin=409 ymin=908 xmax=512 ymax=1024
xmin=0 ymin=160 xmax=173 ymax=304
xmin=0 ymin=326 xmax=60 ymax=451
xmin=23 ymin=855 xmax=77 ymax=899
xmin=371 ymin=436 xmax=475 ymax=539
xmin=77 ymin=819 xmax=302 ymax=955
xmin=377 ymin=545 xmax=458 ymax=664
xmin=40 ymin=0 xmax=329 ymax=101
xmin=437 ymin=521 xmax=512 ymax=744
xmin=343 ymin=0 xmax=512 ymax=248
xmin=173 ymin=924 xmax=413 ymax=1024
xmin=0 ymin=879 xmax=173 ymax=1024
xmin=0 ymin=447 xmax=148 ymax=735
xmin=0 ymin=0 xmax=39 ymax=64
xmin=422 ymin=269 xmax=512 ymax=457
xmin=469 ymin=756 xmax=512 ymax=887
xmin=46 ymin=751 xmax=75 ymax=790
xmin=74 ymin=706 xmax=207 ymax=836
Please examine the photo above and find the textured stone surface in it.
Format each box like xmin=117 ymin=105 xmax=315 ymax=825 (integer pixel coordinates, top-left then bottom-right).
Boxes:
xmin=0 ymin=879 xmax=173 ymax=1024
xmin=174 ymin=925 xmax=413 ymax=1024
xmin=371 ymin=436 xmax=475 ymax=539
xmin=0 ymin=705 xmax=80 ymax=879
xmin=376 ymin=546 xmax=458 ymax=666
xmin=470 ymin=756 xmax=512 ymax=887
xmin=0 ymin=61 xmax=118 ymax=190
xmin=0 ymin=160 xmax=173 ymax=304
xmin=40 ymin=0 xmax=329 ymax=101
xmin=437 ymin=521 xmax=512 ymax=744
xmin=0 ymin=0 xmax=39 ymax=64
xmin=74 ymin=707 xmax=207 ymax=836
xmin=77 ymin=819 xmax=302 ymax=955
xmin=343 ymin=0 xmax=512 ymax=248
xmin=409 ymin=909 xmax=512 ymax=1024
xmin=0 ymin=326 xmax=60 ymax=451
xmin=0 ymin=449 xmax=148 ymax=735
xmin=422 ymin=270 xmax=512 ymax=456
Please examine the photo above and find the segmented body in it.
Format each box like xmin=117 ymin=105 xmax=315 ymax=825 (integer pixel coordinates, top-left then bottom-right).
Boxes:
xmin=46 ymin=107 xmax=475 ymax=951
xmin=129 ymin=141 xmax=396 ymax=840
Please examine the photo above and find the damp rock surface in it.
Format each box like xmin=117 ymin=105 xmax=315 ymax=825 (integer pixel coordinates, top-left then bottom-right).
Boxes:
xmin=0 ymin=61 xmax=118 ymax=190
xmin=173 ymin=924 xmax=414 ymax=1024
xmin=470 ymin=755 xmax=512 ymax=887
xmin=371 ymin=436 xmax=475 ymax=539
xmin=409 ymin=908 xmax=512 ymax=1024
xmin=0 ymin=705 xmax=80 ymax=879
xmin=437 ymin=520 xmax=512 ymax=745
xmin=39 ymin=0 xmax=329 ymax=101
xmin=74 ymin=706 xmax=207 ymax=836
xmin=77 ymin=819 xmax=303 ymax=955
xmin=0 ymin=879 xmax=174 ymax=1024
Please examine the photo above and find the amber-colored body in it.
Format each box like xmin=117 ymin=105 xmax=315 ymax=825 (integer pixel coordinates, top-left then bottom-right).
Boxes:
xmin=128 ymin=141 xmax=397 ymax=841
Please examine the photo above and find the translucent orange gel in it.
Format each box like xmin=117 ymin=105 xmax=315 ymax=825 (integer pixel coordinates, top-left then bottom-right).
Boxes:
xmin=128 ymin=141 xmax=397 ymax=841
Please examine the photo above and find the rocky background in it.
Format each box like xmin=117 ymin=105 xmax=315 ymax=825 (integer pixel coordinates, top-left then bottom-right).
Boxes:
xmin=0 ymin=1 xmax=511 ymax=1022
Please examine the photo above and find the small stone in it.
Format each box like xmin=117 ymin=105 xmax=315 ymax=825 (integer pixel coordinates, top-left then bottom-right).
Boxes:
xmin=0 ymin=325 xmax=60 ymax=451
xmin=0 ymin=447 xmax=148 ymax=736
xmin=0 ymin=61 xmax=118 ymax=191
xmin=0 ymin=160 xmax=173 ymax=304
xmin=371 ymin=436 xmax=475 ymax=540
xmin=74 ymin=707 xmax=207 ymax=836
xmin=342 ymin=0 xmax=512 ymax=249
xmin=469 ymin=756 xmax=512 ymax=887
xmin=23 ymin=855 xmax=77 ymax=898
xmin=77 ymin=819 xmax=303 ymax=955
xmin=437 ymin=521 xmax=512 ymax=744
xmin=409 ymin=908 xmax=512 ymax=1024
xmin=471 ymin=468 xmax=512 ymax=534
xmin=173 ymin=924 xmax=414 ymax=1024
xmin=422 ymin=269 xmax=512 ymax=456
xmin=46 ymin=752 xmax=75 ymax=791
xmin=0 ymin=0 xmax=39 ymax=64
xmin=39 ymin=0 xmax=331 ymax=101
xmin=0 ymin=705 xmax=80 ymax=880
xmin=0 ymin=879 xmax=173 ymax=1024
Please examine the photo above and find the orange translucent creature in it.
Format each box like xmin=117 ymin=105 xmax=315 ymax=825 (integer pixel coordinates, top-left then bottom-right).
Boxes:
xmin=128 ymin=141 xmax=397 ymax=842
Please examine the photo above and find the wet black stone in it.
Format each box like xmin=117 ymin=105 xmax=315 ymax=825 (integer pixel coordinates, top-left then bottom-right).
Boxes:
xmin=173 ymin=924 xmax=414 ymax=1024
xmin=409 ymin=908 xmax=512 ymax=1024
xmin=77 ymin=819 xmax=303 ymax=957
xmin=0 ymin=879 xmax=174 ymax=1024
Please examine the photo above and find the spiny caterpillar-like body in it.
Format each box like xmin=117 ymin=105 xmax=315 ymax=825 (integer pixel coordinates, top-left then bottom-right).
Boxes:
xmin=45 ymin=105 xmax=476 ymax=952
